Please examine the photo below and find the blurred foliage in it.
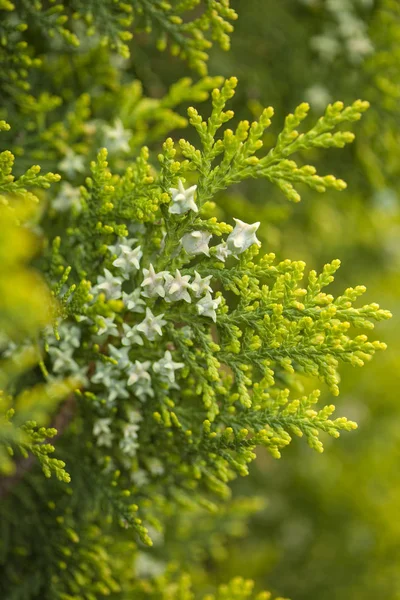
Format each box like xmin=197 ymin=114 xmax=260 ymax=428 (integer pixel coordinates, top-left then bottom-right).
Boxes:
xmin=0 ymin=200 xmax=77 ymax=487
xmin=0 ymin=200 xmax=52 ymax=342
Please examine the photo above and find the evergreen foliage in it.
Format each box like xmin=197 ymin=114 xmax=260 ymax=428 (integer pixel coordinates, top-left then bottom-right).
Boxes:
xmin=0 ymin=1 xmax=393 ymax=598
xmin=178 ymin=2 xmax=400 ymax=598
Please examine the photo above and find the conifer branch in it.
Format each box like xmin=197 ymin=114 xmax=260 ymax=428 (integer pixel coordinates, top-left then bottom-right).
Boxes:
xmin=0 ymin=393 xmax=75 ymax=499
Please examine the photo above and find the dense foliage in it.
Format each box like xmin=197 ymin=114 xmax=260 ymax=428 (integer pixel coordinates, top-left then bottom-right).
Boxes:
xmin=0 ymin=1 xmax=396 ymax=599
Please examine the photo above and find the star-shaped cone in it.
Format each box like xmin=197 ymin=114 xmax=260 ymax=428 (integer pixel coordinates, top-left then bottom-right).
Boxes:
xmin=93 ymin=269 xmax=123 ymax=300
xmin=153 ymin=350 xmax=184 ymax=384
xmin=164 ymin=270 xmax=192 ymax=303
xmin=108 ymin=344 xmax=131 ymax=370
xmin=213 ymin=241 xmax=232 ymax=262
xmin=226 ymin=218 xmax=261 ymax=254
xmin=196 ymin=293 xmax=222 ymax=322
xmin=181 ymin=230 xmax=212 ymax=256
xmin=122 ymin=289 xmax=145 ymax=313
xmin=190 ymin=271 xmax=213 ymax=297
xmin=141 ymin=264 xmax=168 ymax=298
xmin=136 ymin=307 xmax=167 ymax=340
xmin=113 ymin=245 xmax=142 ymax=276
xmin=127 ymin=360 xmax=152 ymax=386
xmin=103 ymin=118 xmax=132 ymax=154
xmin=169 ymin=179 xmax=198 ymax=215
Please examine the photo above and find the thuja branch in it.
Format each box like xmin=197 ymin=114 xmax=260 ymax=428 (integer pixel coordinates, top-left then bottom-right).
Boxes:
xmin=0 ymin=394 xmax=76 ymax=499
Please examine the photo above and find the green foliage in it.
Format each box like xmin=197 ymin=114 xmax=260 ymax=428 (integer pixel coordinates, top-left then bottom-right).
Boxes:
xmin=1 ymin=68 xmax=222 ymax=179
xmin=131 ymin=571 xmax=276 ymax=600
xmin=133 ymin=0 xmax=238 ymax=73
xmin=359 ymin=0 xmax=400 ymax=190
xmin=0 ymin=0 xmax=237 ymax=80
xmin=182 ymin=77 xmax=367 ymax=204
xmin=203 ymin=577 xmax=277 ymax=600
xmin=0 ymin=200 xmax=78 ymax=484
xmin=7 ymin=413 xmax=70 ymax=481
xmin=0 ymin=183 xmax=80 ymax=484
xmin=0 ymin=121 xmax=60 ymax=204
xmin=0 ymin=73 xmax=391 ymax=597
xmin=31 ymin=78 xmax=389 ymax=533
xmin=169 ymin=2 xmax=399 ymax=598
xmin=0 ymin=376 xmax=77 ymax=480
xmin=0 ymin=1 xmax=394 ymax=598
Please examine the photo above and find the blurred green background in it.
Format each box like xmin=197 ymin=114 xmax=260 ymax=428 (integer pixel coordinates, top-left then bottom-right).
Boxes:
xmin=134 ymin=1 xmax=400 ymax=597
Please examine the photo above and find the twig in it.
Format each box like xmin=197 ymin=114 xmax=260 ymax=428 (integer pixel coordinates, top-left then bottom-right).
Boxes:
xmin=0 ymin=394 xmax=76 ymax=499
